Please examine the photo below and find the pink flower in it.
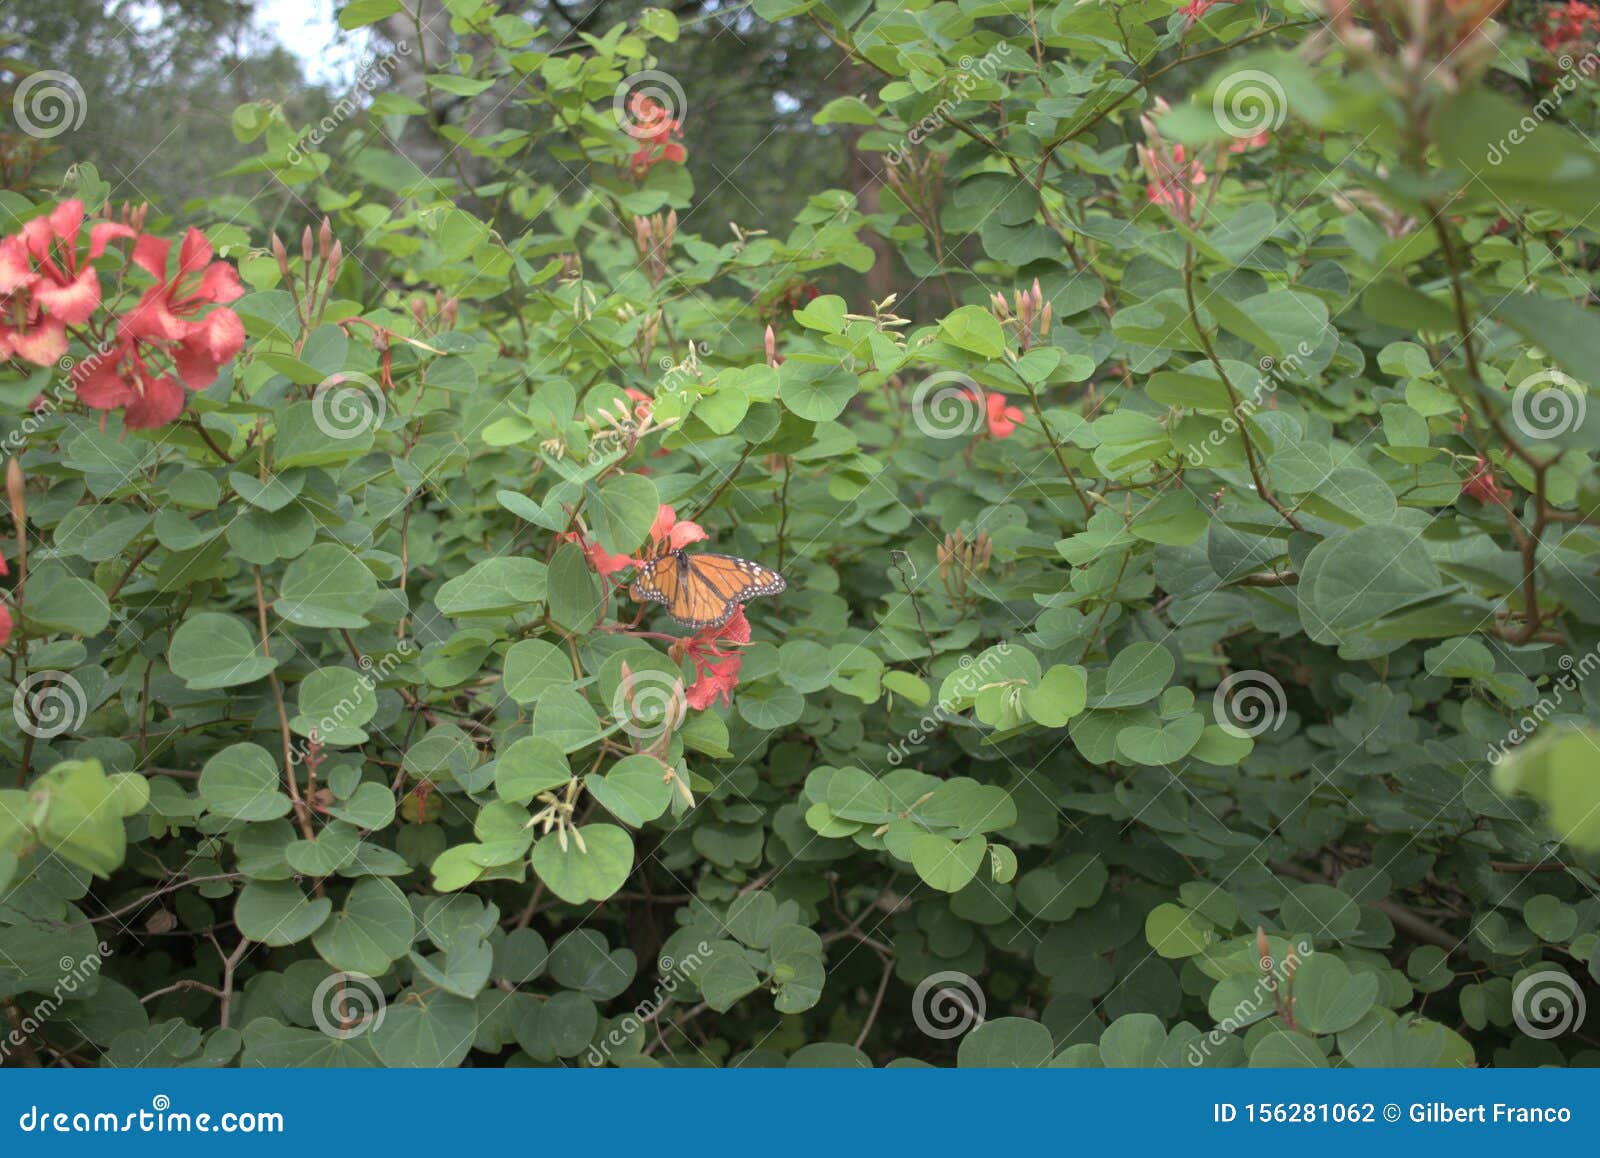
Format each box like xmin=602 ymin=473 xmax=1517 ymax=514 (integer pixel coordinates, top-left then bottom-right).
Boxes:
xmin=0 ymin=200 xmax=133 ymax=365
xmin=679 ymin=607 xmax=749 ymax=710
xmin=985 ymin=393 xmax=1025 ymax=439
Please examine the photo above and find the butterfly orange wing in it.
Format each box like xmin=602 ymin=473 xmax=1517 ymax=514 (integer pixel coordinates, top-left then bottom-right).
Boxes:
xmin=633 ymin=552 xmax=786 ymax=629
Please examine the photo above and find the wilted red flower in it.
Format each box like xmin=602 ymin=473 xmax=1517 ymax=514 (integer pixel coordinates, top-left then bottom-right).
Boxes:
xmin=1461 ymin=456 xmax=1511 ymax=506
xmin=678 ymin=606 xmax=750 ymax=710
xmin=0 ymin=200 xmax=133 ymax=365
xmin=985 ymin=393 xmax=1026 ymax=439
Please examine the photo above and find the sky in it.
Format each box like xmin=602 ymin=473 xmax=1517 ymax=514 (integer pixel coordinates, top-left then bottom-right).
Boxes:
xmin=254 ymin=0 xmax=369 ymax=85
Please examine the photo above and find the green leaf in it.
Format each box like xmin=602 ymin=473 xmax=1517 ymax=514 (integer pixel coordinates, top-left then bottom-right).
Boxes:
xmin=591 ymin=474 xmax=659 ymax=556
xmin=198 ymin=743 xmax=292 ymax=821
xmin=168 ymin=613 xmax=276 ymax=689
xmin=435 ymin=557 xmax=547 ymax=617
xmin=276 ymin=544 xmax=378 ymax=629
xmin=909 ymin=833 xmax=986 ymax=893
xmin=1293 ymin=954 xmax=1379 ymax=1034
xmin=939 ymin=305 xmax=1007 ymax=358
xmin=546 ymin=543 xmax=603 ymax=634
xmin=312 ymin=878 xmax=416 ymax=974
xmin=234 ymin=881 xmax=331 ymax=947
xmin=530 ymin=824 xmax=633 ymax=903
xmin=584 ymin=755 xmax=673 ymax=827
xmin=502 ymin=639 xmax=572 ymax=703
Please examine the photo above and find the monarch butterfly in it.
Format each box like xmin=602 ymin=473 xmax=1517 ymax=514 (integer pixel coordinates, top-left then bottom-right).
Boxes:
xmin=629 ymin=550 xmax=786 ymax=629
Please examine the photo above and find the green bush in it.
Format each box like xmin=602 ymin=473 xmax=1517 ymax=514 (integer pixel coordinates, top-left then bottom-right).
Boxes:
xmin=3 ymin=0 xmax=1600 ymax=1068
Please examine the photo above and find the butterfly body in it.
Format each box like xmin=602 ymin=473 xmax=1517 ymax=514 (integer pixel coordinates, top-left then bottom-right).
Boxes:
xmin=629 ymin=550 xmax=786 ymax=629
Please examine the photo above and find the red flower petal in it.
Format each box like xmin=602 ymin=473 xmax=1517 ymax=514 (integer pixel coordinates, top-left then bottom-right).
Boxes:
xmin=131 ymin=235 xmax=171 ymax=282
xmin=11 ymin=317 xmax=67 ymax=365
xmin=33 ymin=264 xmax=101 ymax=324
xmin=122 ymin=374 xmax=187 ymax=429
xmin=88 ymin=221 xmax=136 ymax=260
xmin=177 ymin=227 xmax=215 ymax=277
xmin=0 ymin=236 xmax=35 ymax=293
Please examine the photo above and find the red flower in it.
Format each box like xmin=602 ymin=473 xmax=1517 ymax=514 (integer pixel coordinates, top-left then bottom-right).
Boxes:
xmin=1542 ymin=0 xmax=1598 ymax=50
xmin=0 ymin=601 xmax=10 ymax=649
xmin=0 ymin=200 xmax=133 ymax=366
xmin=679 ymin=607 xmax=749 ymax=710
xmin=627 ymin=95 xmax=686 ymax=177
xmin=645 ymin=504 xmax=708 ymax=556
xmin=73 ymin=225 xmax=245 ymax=430
xmin=1180 ymin=0 xmax=1244 ymax=23
xmin=985 ymin=393 xmax=1026 ymax=439
xmin=624 ymin=386 xmax=653 ymax=421
xmin=1461 ymin=456 xmax=1511 ymax=506
xmin=1227 ymin=131 xmax=1271 ymax=153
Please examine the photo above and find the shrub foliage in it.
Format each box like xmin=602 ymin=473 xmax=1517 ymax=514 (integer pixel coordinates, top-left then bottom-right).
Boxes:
xmin=3 ymin=0 xmax=1600 ymax=1068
